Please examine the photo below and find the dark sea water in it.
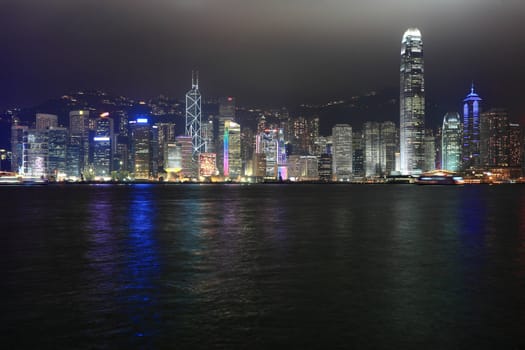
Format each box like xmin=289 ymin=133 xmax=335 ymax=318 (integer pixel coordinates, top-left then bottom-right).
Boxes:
xmin=1 ymin=184 xmax=525 ymax=349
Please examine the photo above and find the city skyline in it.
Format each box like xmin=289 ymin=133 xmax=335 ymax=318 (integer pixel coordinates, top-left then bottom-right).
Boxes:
xmin=2 ymin=1 xmax=524 ymax=120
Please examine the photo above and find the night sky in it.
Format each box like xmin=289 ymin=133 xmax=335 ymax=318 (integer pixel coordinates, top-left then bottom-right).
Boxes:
xmin=2 ymin=0 xmax=524 ymax=119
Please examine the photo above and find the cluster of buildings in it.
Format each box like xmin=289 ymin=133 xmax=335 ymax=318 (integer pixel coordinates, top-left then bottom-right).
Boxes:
xmin=4 ymin=28 xmax=523 ymax=183
xmin=399 ymin=28 xmax=523 ymax=181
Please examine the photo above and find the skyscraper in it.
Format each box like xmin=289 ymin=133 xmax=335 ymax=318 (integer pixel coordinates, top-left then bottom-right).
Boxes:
xmin=352 ymin=131 xmax=364 ymax=178
xmin=48 ymin=127 xmax=68 ymax=178
xmin=462 ymin=84 xmax=482 ymax=169
xmin=480 ymin=108 xmax=508 ymax=168
xmin=156 ymin=122 xmax=176 ymax=170
xmin=130 ymin=117 xmax=152 ymax=179
xmin=223 ymin=120 xmax=241 ymax=179
xmin=22 ymin=129 xmax=48 ymax=177
xmin=318 ymin=153 xmax=332 ymax=181
xmin=216 ymin=97 xmax=236 ymax=175
xmin=92 ymin=114 xmax=113 ymax=177
xmin=175 ymin=135 xmax=193 ymax=179
xmin=185 ymin=72 xmax=204 ymax=164
xmin=11 ymin=118 xmax=27 ymax=173
xmin=508 ymin=123 xmax=522 ymax=168
xmin=400 ymin=28 xmax=425 ymax=174
xmin=441 ymin=112 xmax=462 ymax=172
xmin=255 ymin=128 xmax=286 ymax=179
xmin=381 ymin=121 xmax=398 ymax=175
xmin=332 ymin=124 xmax=352 ymax=181
xmin=68 ymin=110 xmax=90 ymax=176
xmin=363 ymin=121 xmax=398 ymax=177
xmin=364 ymin=122 xmax=381 ymax=177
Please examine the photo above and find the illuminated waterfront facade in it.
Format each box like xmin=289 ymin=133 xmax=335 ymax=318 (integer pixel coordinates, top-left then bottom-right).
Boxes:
xmin=480 ymin=108 xmax=509 ymax=168
xmin=22 ymin=129 xmax=48 ymax=177
xmin=364 ymin=122 xmax=381 ymax=177
xmin=255 ymin=128 xmax=286 ymax=179
xmin=381 ymin=121 xmax=398 ymax=175
xmin=318 ymin=153 xmax=332 ymax=181
xmin=352 ymin=131 xmax=364 ymax=178
xmin=130 ymin=117 xmax=151 ymax=179
xmin=92 ymin=115 xmax=113 ymax=177
xmin=176 ymin=135 xmax=194 ymax=179
xmin=216 ymin=97 xmax=236 ymax=176
xmin=509 ymin=123 xmax=522 ymax=168
xmin=288 ymin=155 xmax=318 ymax=181
xmin=462 ymin=84 xmax=482 ymax=169
xmin=48 ymin=127 xmax=68 ymax=178
xmin=332 ymin=124 xmax=352 ymax=181
xmin=223 ymin=120 xmax=241 ymax=179
xmin=199 ymin=153 xmax=217 ymax=177
xmin=201 ymin=117 xmax=215 ymax=154
xmin=10 ymin=118 xmax=27 ymax=173
xmin=156 ymin=122 xmax=176 ymax=170
xmin=363 ymin=121 xmax=397 ymax=177
xmin=400 ymin=28 xmax=425 ymax=174
xmin=441 ymin=112 xmax=462 ymax=172
xmin=68 ymin=110 xmax=90 ymax=176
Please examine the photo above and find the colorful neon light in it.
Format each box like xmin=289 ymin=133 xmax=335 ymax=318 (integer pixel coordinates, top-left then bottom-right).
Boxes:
xmin=223 ymin=123 xmax=229 ymax=177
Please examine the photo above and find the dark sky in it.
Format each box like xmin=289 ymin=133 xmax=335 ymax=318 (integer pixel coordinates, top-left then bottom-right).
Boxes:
xmin=2 ymin=0 xmax=524 ymax=119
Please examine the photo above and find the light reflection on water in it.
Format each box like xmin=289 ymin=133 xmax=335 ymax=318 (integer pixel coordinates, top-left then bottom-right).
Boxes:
xmin=1 ymin=184 xmax=525 ymax=348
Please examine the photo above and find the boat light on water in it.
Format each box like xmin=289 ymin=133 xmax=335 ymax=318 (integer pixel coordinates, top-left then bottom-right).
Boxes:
xmin=416 ymin=171 xmax=464 ymax=185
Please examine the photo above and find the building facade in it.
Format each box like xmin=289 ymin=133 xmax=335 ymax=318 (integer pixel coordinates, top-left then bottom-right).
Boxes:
xmin=441 ymin=112 xmax=462 ymax=172
xmin=332 ymin=124 xmax=352 ymax=181
xmin=400 ymin=28 xmax=425 ymax=174
xmin=462 ymin=84 xmax=482 ymax=169
xmin=223 ymin=120 xmax=241 ymax=179
xmin=48 ymin=127 xmax=68 ymax=178
xmin=185 ymin=72 xmax=204 ymax=175
xmin=480 ymin=108 xmax=509 ymax=168
xmin=130 ymin=117 xmax=152 ymax=179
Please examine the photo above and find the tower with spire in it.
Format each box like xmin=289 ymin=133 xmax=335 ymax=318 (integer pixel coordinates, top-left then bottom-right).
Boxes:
xmin=185 ymin=71 xmax=204 ymax=173
xmin=461 ymin=82 xmax=482 ymax=170
xmin=399 ymin=28 xmax=425 ymax=174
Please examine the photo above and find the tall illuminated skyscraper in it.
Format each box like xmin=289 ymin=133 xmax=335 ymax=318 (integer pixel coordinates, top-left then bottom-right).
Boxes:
xmin=216 ymin=97 xmax=235 ymax=175
xmin=441 ymin=112 xmax=462 ymax=172
xmin=130 ymin=117 xmax=151 ymax=179
xmin=48 ymin=127 xmax=68 ymax=178
xmin=68 ymin=110 xmax=90 ymax=176
xmin=332 ymin=124 xmax=352 ymax=181
xmin=255 ymin=128 xmax=286 ymax=179
xmin=400 ymin=28 xmax=425 ymax=174
xmin=381 ymin=121 xmax=398 ymax=175
xmin=22 ymin=129 xmax=48 ymax=177
xmin=92 ymin=114 xmax=113 ymax=177
xmin=480 ymin=108 xmax=508 ymax=168
xmin=363 ymin=121 xmax=398 ymax=177
xmin=223 ymin=120 xmax=241 ymax=179
xmin=508 ymin=123 xmax=522 ymax=168
xmin=462 ymin=84 xmax=482 ymax=169
xmin=185 ymin=71 xmax=204 ymax=162
xmin=11 ymin=118 xmax=27 ymax=173
xmin=364 ymin=122 xmax=381 ymax=177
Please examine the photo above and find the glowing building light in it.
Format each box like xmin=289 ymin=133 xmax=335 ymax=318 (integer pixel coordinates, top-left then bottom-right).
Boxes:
xmin=223 ymin=124 xmax=229 ymax=177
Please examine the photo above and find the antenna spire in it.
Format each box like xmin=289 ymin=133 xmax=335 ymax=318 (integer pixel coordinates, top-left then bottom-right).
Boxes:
xmin=192 ymin=70 xmax=199 ymax=89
